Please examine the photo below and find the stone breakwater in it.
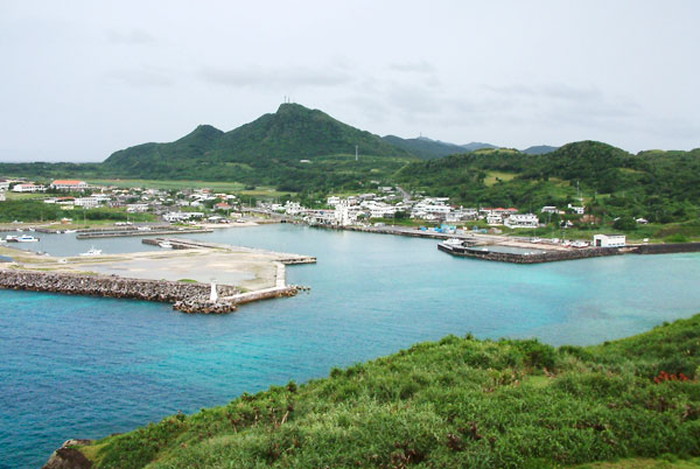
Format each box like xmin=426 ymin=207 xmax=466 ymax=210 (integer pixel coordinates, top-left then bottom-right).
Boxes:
xmin=0 ymin=269 xmax=240 ymax=312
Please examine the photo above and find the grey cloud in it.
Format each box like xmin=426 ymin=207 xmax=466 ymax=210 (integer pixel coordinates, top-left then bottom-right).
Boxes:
xmin=200 ymin=66 xmax=354 ymax=89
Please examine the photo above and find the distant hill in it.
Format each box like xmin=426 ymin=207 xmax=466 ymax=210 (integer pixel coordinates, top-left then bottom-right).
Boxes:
xmin=381 ymin=135 xmax=466 ymax=160
xmin=522 ymin=145 xmax=558 ymax=155
xmin=103 ymin=103 xmax=414 ymax=182
xmin=99 ymin=103 xmax=419 ymax=190
xmin=461 ymin=142 xmax=498 ymax=152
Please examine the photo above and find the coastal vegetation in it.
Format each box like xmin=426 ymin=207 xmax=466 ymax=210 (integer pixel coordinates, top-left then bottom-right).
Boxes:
xmin=69 ymin=314 xmax=700 ymax=468
xmin=0 ymin=199 xmax=154 ymax=225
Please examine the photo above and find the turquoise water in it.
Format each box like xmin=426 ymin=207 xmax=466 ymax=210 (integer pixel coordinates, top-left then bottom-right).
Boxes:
xmin=2 ymin=224 xmax=700 ymax=468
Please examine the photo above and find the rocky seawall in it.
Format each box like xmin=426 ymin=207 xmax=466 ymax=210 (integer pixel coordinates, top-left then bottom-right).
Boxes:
xmin=437 ymin=244 xmax=624 ymax=263
xmin=0 ymin=269 xmax=240 ymax=312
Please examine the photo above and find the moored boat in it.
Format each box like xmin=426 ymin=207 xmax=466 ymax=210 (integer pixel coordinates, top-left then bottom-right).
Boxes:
xmin=7 ymin=234 xmax=40 ymax=243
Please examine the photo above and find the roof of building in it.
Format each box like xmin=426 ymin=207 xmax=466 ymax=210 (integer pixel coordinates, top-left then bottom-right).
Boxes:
xmin=51 ymin=180 xmax=87 ymax=185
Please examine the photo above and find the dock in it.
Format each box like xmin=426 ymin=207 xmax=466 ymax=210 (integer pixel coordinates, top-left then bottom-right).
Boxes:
xmin=437 ymin=239 xmax=700 ymax=263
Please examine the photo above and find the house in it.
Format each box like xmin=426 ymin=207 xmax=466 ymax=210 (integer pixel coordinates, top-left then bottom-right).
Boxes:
xmin=567 ymin=203 xmax=585 ymax=215
xmin=74 ymin=197 xmax=100 ymax=209
xmin=50 ymin=180 xmax=89 ymax=191
xmin=214 ymin=202 xmax=232 ymax=211
xmin=486 ymin=213 xmax=503 ymax=225
xmin=593 ymin=234 xmax=626 ymax=248
xmin=504 ymin=213 xmax=539 ymax=229
xmin=12 ymin=183 xmax=45 ymax=193
xmin=0 ymin=179 xmax=10 ymax=191
xmin=541 ymin=206 xmax=558 ymax=214
xmin=0 ymin=191 xmax=5 ymax=202
xmin=127 ymin=203 xmax=150 ymax=213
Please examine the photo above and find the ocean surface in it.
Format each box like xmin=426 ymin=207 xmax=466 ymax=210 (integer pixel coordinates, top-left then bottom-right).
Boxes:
xmin=2 ymin=224 xmax=700 ymax=468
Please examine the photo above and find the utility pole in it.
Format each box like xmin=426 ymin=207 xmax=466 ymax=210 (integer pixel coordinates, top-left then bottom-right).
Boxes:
xmin=355 ymin=145 xmax=359 ymax=162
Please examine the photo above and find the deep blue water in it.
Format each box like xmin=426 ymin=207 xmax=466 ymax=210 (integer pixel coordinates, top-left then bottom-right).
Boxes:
xmin=2 ymin=224 xmax=700 ymax=468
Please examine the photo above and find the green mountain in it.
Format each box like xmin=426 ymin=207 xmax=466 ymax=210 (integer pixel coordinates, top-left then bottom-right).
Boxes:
xmin=103 ymin=103 xmax=414 ymax=184
xmin=103 ymin=124 xmax=224 ymax=176
xmin=53 ymin=314 xmax=700 ymax=468
xmin=381 ymin=135 xmax=467 ymax=160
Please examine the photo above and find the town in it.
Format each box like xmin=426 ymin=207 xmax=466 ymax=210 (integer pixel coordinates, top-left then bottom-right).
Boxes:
xmin=1 ymin=177 xmax=635 ymax=251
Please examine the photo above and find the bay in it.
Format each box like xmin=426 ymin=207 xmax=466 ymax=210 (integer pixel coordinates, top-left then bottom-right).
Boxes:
xmin=1 ymin=224 xmax=699 ymax=468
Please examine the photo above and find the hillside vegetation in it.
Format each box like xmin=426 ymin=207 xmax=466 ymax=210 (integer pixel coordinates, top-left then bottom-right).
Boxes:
xmin=397 ymin=141 xmax=700 ymax=225
xmin=100 ymin=103 xmax=416 ymax=190
xmin=73 ymin=314 xmax=700 ymax=468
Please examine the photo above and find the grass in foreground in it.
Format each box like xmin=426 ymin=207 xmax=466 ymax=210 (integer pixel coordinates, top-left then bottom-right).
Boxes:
xmin=78 ymin=315 xmax=700 ymax=468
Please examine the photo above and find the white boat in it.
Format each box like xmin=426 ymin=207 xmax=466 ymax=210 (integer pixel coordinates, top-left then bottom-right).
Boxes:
xmin=11 ymin=235 xmax=40 ymax=243
xmin=79 ymin=247 xmax=103 ymax=256
xmin=571 ymin=240 xmax=589 ymax=248
xmin=158 ymin=241 xmax=173 ymax=249
xmin=443 ymin=238 xmax=464 ymax=247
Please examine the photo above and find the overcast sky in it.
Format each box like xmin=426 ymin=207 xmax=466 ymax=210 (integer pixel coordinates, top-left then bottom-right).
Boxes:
xmin=1 ymin=0 xmax=698 ymax=162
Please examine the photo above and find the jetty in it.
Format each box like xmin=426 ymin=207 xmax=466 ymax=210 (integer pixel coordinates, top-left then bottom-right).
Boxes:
xmin=76 ymin=226 xmax=213 ymax=239
xmin=0 ymin=238 xmax=316 ymax=314
xmin=437 ymin=239 xmax=700 ymax=264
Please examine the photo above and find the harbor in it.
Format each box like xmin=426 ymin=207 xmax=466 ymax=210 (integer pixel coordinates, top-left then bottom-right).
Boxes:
xmin=0 ymin=236 xmax=315 ymax=313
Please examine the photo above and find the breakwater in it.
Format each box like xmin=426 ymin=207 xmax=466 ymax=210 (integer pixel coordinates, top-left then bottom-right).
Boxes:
xmin=438 ymin=242 xmax=624 ymax=263
xmin=0 ymin=269 xmax=241 ymax=313
xmin=77 ymin=228 xmax=212 ymax=239
xmin=632 ymin=242 xmax=700 ymax=255
xmin=310 ymin=223 xmax=454 ymax=240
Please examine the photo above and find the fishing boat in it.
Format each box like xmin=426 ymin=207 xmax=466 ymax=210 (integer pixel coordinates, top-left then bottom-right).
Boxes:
xmin=158 ymin=241 xmax=173 ymax=249
xmin=7 ymin=234 xmax=40 ymax=243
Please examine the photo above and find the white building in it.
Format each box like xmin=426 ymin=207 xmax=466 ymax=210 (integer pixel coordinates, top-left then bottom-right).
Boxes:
xmin=12 ymin=183 xmax=45 ymax=193
xmin=504 ymin=213 xmax=540 ymax=229
xmin=360 ymin=200 xmax=396 ymax=219
xmin=568 ymin=203 xmax=585 ymax=215
xmin=0 ymin=179 xmax=10 ymax=191
xmin=50 ymin=180 xmax=89 ymax=191
xmin=593 ymin=234 xmax=626 ymax=248
xmin=412 ymin=198 xmax=451 ymax=219
xmin=163 ymin=211 xmax=204 ymax=223
xmin=126 ymin=203 xmax=150 ymax=213
xmin=486 ymin=214 xmax=503 ymax=225
xmin=74 ymin=197 xmax=100 ymax=209
xmin=541 ymin=206 xmax=558 ymax=214
xmin=334 ymin=199 xmax=362 ymax=226
xmin=0 ymin=191 xmax=5 ymax=202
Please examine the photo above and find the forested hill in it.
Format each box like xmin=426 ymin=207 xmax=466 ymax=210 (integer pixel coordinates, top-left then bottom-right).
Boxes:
xmin=396 ymin=141 xmax=700 ymax=223
xmin=102 ymin=103 xmax=414 ymax=181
